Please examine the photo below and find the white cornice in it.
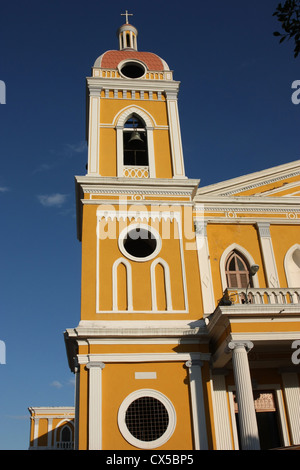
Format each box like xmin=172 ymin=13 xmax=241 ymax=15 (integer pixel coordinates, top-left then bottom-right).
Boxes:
xmin=196 ymin=160 xmax=300 ymax=198
xmin=86 ymin=76 xmax=181 ymax=93
xmin=75 ymin=175 xmax=199 ymax=190
xmin=76 ymin=352 xmax=211 ymax=364
xmin=207 ymin=304 xmax=300 ymax=334
xmin=65 ymin=319 xmax=207 ymax=339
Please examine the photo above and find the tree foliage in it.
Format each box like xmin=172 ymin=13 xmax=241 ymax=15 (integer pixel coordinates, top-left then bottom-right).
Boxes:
xmin=273 ymin=0 xmax=300 ymax=57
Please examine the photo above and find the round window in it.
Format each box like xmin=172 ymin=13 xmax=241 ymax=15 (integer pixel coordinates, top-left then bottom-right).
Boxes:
xmin=120 ymin=61 xmax=146 ymax=79
xmin=118 ymin=224 xmax=161 ymax=262
xmin=118 ymin=390 xmax=176 ymax=449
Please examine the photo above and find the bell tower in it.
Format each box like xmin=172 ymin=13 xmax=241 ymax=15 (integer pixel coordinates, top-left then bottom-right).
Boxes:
xmin=65 ymin=13 xmax=209 ymax=451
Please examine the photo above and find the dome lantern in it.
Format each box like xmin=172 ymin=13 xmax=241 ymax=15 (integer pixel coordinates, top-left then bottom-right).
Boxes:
xmin=117 ymin=10 xmax=138 ymax=51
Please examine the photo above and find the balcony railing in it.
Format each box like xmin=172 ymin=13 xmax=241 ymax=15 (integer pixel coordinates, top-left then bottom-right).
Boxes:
xmin=56 ymin=441 xmax=73 ymax=450
xmin=224 ymin=288 xmax=300 ymax=305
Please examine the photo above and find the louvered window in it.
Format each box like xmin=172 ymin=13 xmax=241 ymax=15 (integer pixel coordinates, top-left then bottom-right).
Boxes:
xmin=225 ymin=251 xmax=252 ymax=288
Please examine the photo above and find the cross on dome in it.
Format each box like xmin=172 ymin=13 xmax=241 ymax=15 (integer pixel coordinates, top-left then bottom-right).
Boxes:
xmin=121 ymin=10 xmax=133 ymax=25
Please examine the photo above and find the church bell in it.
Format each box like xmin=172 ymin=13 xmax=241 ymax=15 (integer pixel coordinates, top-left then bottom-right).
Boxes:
xmin=128 ymin=129 xmax=144 ymax=145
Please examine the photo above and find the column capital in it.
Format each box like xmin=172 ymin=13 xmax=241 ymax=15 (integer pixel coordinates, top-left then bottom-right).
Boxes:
xmin=194 ymin=220 xmax=207 ymax=237
xmin=164 ymin=89 xmax=178 ymax=100
xmin=86 ymin=361 xmax=105 ymax=370
xmin=185 ymin=359 xmax=203 ymax=368
xmin=256 ymin=221 xmax=271 ymax=238
xmin=227 ymin=341 xmax=254 ymax=353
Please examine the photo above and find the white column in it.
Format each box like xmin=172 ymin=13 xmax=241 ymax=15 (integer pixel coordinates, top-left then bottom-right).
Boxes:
xmin=227 ymin=341 xmax=260 ymax=450
xmin=256 ymin=222 xmax=279 ymax=288
xmin=185 ymin=360 xmax=208 ymax=450
xmin=281 ymin=372 xmax=300 ymax=445
xmin=165 ymin=89 xmax=186 ymax=179
xmin=86 ymin=361 xmax=105 ymax=450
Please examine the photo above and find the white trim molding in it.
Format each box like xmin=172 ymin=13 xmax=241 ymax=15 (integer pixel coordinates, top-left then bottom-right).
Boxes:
xmin=150 ymin=258 xmax=173 ymax=311
xmin=112 ymin=258 xmax=133 ymax=311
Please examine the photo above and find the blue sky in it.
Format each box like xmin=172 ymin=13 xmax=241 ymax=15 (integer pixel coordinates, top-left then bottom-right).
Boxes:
xmin=0 ymin=0 xmax=299 ymax=449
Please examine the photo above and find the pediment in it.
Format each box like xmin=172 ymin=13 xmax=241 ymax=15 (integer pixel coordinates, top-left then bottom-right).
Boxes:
xmin=196 ymin=160 xmax=300 ymax=199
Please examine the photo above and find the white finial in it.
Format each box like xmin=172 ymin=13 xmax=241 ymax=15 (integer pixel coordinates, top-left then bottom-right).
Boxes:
xmin=121 ymin=10 xmax=133 ymax=24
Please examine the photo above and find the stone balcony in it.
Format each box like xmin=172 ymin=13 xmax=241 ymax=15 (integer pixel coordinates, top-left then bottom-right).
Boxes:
xmin=224 ymin=287 xmax=300 ymax=306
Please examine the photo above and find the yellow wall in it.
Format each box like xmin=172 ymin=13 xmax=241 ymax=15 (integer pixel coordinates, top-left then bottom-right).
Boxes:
xmin=80 ymin=204 xmax=204 ymax=321
xmin=271 ymin=224 xmax=300 ymax=287
xmin=207 ymin=223 xmax=267 ymax=302
xmin=98 ymin=98 xmax=173 ymax=178
xmin=102 ymin=361 xmax=193 ymax=450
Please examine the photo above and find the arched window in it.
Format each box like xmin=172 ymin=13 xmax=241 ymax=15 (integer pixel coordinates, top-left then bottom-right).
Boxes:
xmin=61 ymin=425 xmax=71 ymax=442
xmin=115 ymin=107 xmax=155 ymax=178
xmin=123 ymin=114 xmax=148 ymax=166
xmin=225 ymin=251 xmax=252 ymax=288
xmin=56 ymin=423 xmax=73 ymax=449
xmin=284 ymin=245 xmax=300 ymax=287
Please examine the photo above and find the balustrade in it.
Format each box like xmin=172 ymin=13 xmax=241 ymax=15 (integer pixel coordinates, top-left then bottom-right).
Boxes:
xmin=225 ymin=287 xmax=300 ymax=305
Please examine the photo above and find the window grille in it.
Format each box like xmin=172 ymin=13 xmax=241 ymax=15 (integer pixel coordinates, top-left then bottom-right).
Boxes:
xmin=125 ymin=396 xmax=169 ymax=442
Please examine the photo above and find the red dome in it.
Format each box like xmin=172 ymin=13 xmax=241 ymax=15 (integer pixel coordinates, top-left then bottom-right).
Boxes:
xmin=95 ymin=50 xmax=168 ymax=71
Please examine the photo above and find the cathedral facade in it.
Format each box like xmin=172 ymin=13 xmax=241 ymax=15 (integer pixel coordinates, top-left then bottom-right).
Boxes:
xmin=29 ymin=16 xmax=300 ymax=451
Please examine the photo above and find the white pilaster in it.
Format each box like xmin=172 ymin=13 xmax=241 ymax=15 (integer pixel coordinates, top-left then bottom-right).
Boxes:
xmin=194 ymin=220 xmax=215 ymax=314
xmin=281 ymin=372 xmax=300 ymax=445
xmin=211 ymin=372 xmax=233 ymax=449
xmin=86 ymin=361 xmax=105 ymax=450
xmin=185 ymin=360 xmax=208 ymax=450
xmin=74 ymin=363 xmax=80 ymax=450
xmin=47 ymin=418 xmax=53 ymax=448
xmin=165 ymin=89 xmax=186 ymax=179
xmin=227 ymin=341 xmax=260 ymax=450
xmin=87 ymin=89 xmax=101 ymax=176
xmin=147 ymin=128 xmax=156 ymax=178
xmin=33 ymin=417 xmax=39 ymax=448
xmin=256 ymin=222 xmax=279 ymax=288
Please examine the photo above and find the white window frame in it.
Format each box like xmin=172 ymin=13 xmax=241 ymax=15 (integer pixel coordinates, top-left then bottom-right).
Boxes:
xmin=115 ymin=106 xmax=156 ymax=178
xmin=118 ymin=223 xmax=162 ymax=263
xmin=117 ymin=389 xmax=176 ymax=449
